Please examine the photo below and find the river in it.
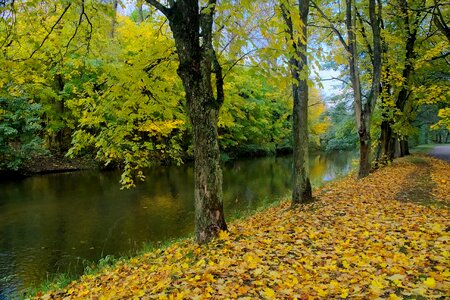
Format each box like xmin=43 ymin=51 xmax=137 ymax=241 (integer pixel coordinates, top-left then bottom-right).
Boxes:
xmin=0 ymin=151 xmax=356 ymax=298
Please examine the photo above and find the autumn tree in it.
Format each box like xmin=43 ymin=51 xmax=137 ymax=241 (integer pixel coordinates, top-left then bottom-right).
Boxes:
xmin=312 ymin=0 xmax=382 ymax=178
xmin=145 ymin=0 xmax=227 ymax=243
xmin=377 ymin=0 xmax=450 ymax=161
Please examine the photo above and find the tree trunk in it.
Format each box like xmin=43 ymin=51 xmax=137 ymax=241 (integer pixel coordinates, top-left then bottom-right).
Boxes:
xmin=146 ymin=0 xmax=227 ymax=243
xmin=189 ymin=91 xmax=227 ymax=243
xmin=293 ymin=0 xmax=312 ymax=204
xmin=346 ymin=0 xmax=371 ymax=178
xmin=358 ymin=114 xmax=371 ymax=178
xmin=137 ymin=0 xmax=145 ymax=23
xmin=110 ymin=0 xmax=118 ymax=38
xmin=378 ymin=120 xmax=397 ymax=162
xmin=346 ymin=0 xmax=382 ymax=178
xmin=400 ymin=139 xmax=410 ymax=156
xmin=280 ymin=0 xmax=313 ymax=205
xmin=394 ymin=139 xmax=401 ymax=158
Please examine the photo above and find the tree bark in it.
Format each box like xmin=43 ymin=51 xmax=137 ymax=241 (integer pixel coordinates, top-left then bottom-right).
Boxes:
xmin=377 ymin=120 xmax=395 ymax=162
xmin=137 ymin=0 xmax=145 ymax=23
xmin=345 ymin=0 xmax=382 ymax=178
xmin=110 ymin=0 xmax=119 ymax=38
xmin=400 ymin=139 xmax=409 ymax=156
xmin=146 ymin=0 xmax=227 ymax=243
xmin=281 ymin=0 xmax=313 ymax=205
xmin=346 ymin=0 xmax=371 ymax=178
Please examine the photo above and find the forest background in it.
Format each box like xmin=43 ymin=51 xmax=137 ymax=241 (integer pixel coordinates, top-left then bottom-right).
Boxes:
xmin=0 ymin=0 xmax=448 ymax=184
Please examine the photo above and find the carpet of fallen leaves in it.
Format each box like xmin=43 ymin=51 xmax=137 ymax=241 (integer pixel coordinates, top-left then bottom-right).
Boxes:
xmin=37 ymin=156 xmax=449 ymax=300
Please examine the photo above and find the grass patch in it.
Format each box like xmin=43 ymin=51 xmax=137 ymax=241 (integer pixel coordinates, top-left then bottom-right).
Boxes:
xmin=410 ymin=144 xmax=436 ymax=154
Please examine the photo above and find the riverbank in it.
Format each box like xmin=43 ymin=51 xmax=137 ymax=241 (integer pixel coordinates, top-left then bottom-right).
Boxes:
xmin=35 ymin=154 xmax=449 ymax=299
xmin=0 ymin=153 xmax=98 ymax=180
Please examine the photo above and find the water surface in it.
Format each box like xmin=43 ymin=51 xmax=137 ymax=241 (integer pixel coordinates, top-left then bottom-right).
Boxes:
xmin=0 ymin=152 xmax=356 ymax=297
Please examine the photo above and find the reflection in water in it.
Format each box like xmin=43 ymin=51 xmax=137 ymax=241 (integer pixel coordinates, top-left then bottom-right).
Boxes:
xmin=0 ymin=151 xmax=356 ymax=297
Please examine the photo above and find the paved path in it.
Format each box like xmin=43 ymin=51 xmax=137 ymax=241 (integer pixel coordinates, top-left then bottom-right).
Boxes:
xmin=428 ymin=144 xmax=450 ymax=163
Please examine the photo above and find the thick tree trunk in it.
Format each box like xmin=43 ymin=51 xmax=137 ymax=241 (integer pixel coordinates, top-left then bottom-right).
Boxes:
xmin=292 ymin=69 xmax=312 ymax=204
xmin=293 ymin=0 xmax=312 ymax=204
xmin=378 ymin=120 xmax=396 ymax=162
xmin=189 ymin=92 xmax=227 ymax=243
xmin=359 ymin=128 xmax=371 ymax=176
xmin=280 ymin=0 xmax=313 ymax=205
xmin=147 ymin=0 xmax=227 ymax=243
xmin=357 ymin=119 xmax=372 ymax=178
xmin=400 ymin=139 xmax=409 ymax=156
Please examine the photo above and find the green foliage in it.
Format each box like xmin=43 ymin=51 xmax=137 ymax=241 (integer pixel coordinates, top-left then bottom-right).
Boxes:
xmin=66 ymin=17 xmax=186 ymax=188
xmin=0 ymin=98 xmax=46 ymax=170
xmin=1 ymin=0 xmax=446 ymax=182
xmin=219 ymin=67 xmax=292 ymax=156
xmin=322 ymin=102 xmax=358 ymax=151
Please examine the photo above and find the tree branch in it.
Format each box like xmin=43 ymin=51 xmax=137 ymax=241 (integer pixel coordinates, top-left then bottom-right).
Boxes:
xmin=29 ymin=3 xmax=72 ymax=58
xmin=222 ymin=48 xmax=259 ymax=80
xmin=145 ymin=0 xmax=169 ymax=17
xmin=65 ymin=0 xmax=93 ymax=54
xmin=356 ymin=10 xmax=373 ymax=63
xmin=322 ymin=76 xmax=350 ymax=85
xmin=310 ymin=0 xmax=349 ymax=51
xmin=430 ymin=51 xmax=450 ymax=61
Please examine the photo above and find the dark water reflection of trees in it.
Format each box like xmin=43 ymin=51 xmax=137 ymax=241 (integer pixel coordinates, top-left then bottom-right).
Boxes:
xmin=0 ymin=151 xmax=356 ymax=297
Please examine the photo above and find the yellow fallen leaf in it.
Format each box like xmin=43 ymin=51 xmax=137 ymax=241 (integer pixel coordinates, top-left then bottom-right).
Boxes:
xmin=370 ymin=278 xmax=385 ymax=289
xmin=316 ymin=288 xmax=328 ymax=297
xmin=218 ymin=230 xmax=229 ymax=240
xmin=423 ymin=277 xmax=436 ymax=288
xmin=387 ymin=274 xmax=406 ymax=281
xmin=388 ymin=293 xmax=402 ymax=300
xmin=431 ymin=223 xmax=442 ymax=232
xmin=443 ymin=270 xmax=450 ymax=278
xmin=340 ymin=287 xmax=349 ymax=298
xmin=263 ymin=287 xmax=276 ymax=299
xmin=370 ymin=278 xmax=385 ymax=295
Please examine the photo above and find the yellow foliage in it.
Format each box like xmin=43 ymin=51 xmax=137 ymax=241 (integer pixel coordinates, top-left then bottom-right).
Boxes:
xmin=138 ymin=120 xmax=185 ymax=136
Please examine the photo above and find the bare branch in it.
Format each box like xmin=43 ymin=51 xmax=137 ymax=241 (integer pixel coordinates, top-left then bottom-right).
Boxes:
xmin=65 ymin=0 xmax=92 ymax=54
xmin=29 ymin=3 xmax=72 ymax=58
xmin=322 ymin=76 xmax=350 ymax=85
xmin=222 ymin=48 xmax=259 ymax=80
xmin=310 ymin=0 xmax=349 ymax=51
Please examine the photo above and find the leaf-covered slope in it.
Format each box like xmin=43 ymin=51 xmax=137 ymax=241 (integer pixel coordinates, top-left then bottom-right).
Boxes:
xmin=38 ymin=156 xmax=449 ymax=299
